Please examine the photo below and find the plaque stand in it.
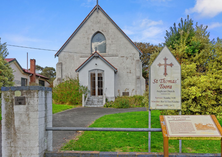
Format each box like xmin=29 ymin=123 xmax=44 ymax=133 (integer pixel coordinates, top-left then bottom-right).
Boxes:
xmin=148 ymin=110 xmax=182 ymax=153
xmin=160 ymin=115 xmax=222 ymax=157
xmin=179 ymin=110 xmax=182 ymax=153
xmin=148 ymin=109 xmax=151 ymax=152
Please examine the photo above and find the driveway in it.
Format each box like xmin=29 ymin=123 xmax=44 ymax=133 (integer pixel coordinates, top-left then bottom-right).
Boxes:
xmin=53 ymin=107 xmax=147 ymax=151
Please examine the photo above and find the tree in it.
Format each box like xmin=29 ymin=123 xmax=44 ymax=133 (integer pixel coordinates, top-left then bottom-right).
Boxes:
xmin=134 ymin=42 xmax=160 ymax=68
xmin=0 ymin=38 xmax=9 ymax=58
xmin=41 ymin=67 xmax=56 ymax=82
xmin=165 ymin=15 xmax=195 ymax=51
xmin=36 ymin=65 xmax=44 ymax=74
xmin=143 ymin=17 xmax=222 ymax=119
xmin=134 ymin=42 xmax=161 ymax=79
xmin=36 ymin=65 xmax=56 ymax=84
xmin=0 ymin=57 xmax=14 ymax=88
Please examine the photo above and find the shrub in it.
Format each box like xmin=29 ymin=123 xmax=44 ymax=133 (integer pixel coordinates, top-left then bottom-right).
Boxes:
xmin=115 ymin=98 xmax=130 ymax=108
xmin=104 ymin=95 xmax=145 ymax=108
xmin=53 ymin=78 xmax=88 ymax=105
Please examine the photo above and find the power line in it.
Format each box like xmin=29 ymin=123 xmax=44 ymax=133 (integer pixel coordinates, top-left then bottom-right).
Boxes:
xmin=6 ymin=44 xmax=79 ymax=53
xmin=7 ymin=44 xmax=58 ymax=52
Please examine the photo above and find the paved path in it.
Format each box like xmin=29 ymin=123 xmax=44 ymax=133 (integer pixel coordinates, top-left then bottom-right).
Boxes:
xmin=0 ymin=107 xmax=146 ymax=156
xmin=53 ymin=107 xmax=147 ymax=151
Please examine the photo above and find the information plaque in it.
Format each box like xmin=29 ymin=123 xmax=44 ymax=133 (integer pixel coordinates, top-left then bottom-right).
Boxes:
xmin=163 ymin=115 xmax=221 ymax=139
xmin=15 ymin=96 xmax=26 ymax=105
xmin=160 ymin=115 xmax=222 ymax=157
xmin=149 ymin=46 xmax=181 ymax=110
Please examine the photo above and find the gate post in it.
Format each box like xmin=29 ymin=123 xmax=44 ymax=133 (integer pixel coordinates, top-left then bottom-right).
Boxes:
xmin=1 ymin=86 xmax=53 ymax=157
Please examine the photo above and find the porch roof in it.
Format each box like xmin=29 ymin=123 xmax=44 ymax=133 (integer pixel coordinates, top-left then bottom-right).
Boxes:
xmin=75 ymin=51 xmax=118 ymax=73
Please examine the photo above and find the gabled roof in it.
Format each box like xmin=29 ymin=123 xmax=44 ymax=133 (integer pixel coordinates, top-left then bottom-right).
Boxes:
xmin=75 ymin=51 xmax=118 ymax=73
xmin=55 ymin=5 xmax=143 ymax=57
xmin=5 ymin=58 xmax=16 ymax=63
xmin=5 ymin=58 xmax=49 ymax=80
xmin=5 ymin=58 xmax=24 ymax=73
xmin=23 ymin=69 xmax=49 ymax=79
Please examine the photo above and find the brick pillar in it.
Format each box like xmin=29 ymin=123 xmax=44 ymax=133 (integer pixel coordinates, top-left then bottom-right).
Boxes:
xmin=1 ymin=86 xmax=53 ymax=157
xmin=30 ymin=59 xmax=36 ymax=85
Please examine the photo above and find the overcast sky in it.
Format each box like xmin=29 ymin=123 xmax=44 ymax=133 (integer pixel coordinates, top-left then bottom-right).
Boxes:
xmin=1 ymin=0 xmax=222 ymax=69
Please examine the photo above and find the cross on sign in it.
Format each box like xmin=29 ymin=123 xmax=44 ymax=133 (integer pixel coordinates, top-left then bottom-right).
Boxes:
xmin=158 ymin=57 xmax=173 ymax=77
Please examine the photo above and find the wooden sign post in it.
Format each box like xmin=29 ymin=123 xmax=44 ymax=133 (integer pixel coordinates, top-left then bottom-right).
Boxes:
xmin=160 ymin=115 xmax=222 ymax=157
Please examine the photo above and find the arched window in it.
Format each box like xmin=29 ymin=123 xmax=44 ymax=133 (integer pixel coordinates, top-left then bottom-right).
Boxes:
xmin=91 ymin=32 xmax=106 ymax=53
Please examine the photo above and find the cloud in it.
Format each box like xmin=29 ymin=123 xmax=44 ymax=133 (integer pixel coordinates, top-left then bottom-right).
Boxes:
xmin=123 ymin=18 xmax=165 ymax=44
xmin=81 ymin=0 xmax=96 ymax=7
xmin=135 ymin=0 xmax=173 ymax=7
xmin=185 ymin=0 xmax=222 ymax=18
xmin=208 ymin=22 xmax=222 ymax=29
xmin=140 ymin=19 xmax=163 ymax=27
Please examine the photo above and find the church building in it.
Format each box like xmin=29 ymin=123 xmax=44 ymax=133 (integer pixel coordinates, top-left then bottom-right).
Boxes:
xmin=54 ymin=4 xmax=145 ymax=106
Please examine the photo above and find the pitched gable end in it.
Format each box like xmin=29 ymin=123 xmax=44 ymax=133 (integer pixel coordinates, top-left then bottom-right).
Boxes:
xmin=55 ymin=5 xmax=143 ymax=57
xmin=75 ymin=51 xmax=117 ymax=73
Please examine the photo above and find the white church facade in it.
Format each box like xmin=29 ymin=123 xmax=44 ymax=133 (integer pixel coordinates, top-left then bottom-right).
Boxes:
xmin=54 ymin=5 xmax=145 ymax=105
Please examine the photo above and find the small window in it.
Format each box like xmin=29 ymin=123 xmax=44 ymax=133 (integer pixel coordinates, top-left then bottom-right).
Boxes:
xmin=91 ymin=32 xmax=106 ymax=53
xmin=39 ymin=80 xmax=45 ymax=86
xmin=21 ymin=78 xmax=27 ymax=86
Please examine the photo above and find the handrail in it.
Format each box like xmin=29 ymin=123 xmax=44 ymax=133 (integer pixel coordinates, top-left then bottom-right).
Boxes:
xmin=46 ymin=127 xmax=162 ymax=132
xmin=82 ymin=92 xmax=89 ymax=107
xmin=84 ymin=93 xmax=89 ymax=106
xmin=103 ymin=88 xmax=107 ymax=105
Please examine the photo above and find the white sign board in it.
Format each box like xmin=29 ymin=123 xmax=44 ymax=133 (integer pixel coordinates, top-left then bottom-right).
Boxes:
xmin=149 ymin=46 xmax=181 ymax=110
xmin=164 ymin=115 xmax=221 ymax=137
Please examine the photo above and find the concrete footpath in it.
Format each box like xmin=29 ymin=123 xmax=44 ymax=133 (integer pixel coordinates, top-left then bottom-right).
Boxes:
xmin=53 ymin=107 xmax=147 ymax=151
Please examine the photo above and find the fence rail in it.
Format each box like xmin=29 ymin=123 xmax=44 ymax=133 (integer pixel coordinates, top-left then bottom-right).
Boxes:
xmin=46 ymin=127 xmax=162 ymax=132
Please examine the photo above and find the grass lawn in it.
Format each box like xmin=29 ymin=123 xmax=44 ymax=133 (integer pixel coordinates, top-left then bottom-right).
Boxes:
xmin=61 ymin=110 xmax=222 ymax=153
xmin=52 ymin=103 xmax=77 ymax=114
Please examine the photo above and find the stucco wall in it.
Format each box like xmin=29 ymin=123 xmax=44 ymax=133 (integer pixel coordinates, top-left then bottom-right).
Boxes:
xmin=54 ymin=8 xmax=145 ymax=96
xmin=79 ymin=57 xmax=115 ymax=101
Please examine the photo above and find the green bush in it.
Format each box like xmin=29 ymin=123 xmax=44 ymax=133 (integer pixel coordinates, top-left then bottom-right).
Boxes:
xmin=115 ymin=98 xmax=130 ymax=108
xmin=53 ymin=78 xmax=88 ymax=105
xmin=104 ymin=95 xmax=145 ymax=108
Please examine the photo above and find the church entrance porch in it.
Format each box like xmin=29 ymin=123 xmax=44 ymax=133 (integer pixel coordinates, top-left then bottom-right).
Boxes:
xmin=76 ymin=51 xmax=117 ymax=106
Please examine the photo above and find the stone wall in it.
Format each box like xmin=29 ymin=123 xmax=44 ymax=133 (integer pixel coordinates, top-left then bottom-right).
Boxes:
xmin=1 ymin=86 xmax=52 ymax=157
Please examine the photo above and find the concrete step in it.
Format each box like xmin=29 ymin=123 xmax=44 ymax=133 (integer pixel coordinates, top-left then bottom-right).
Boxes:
xmin=85 ymin=96 xmax=104 ymax=107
